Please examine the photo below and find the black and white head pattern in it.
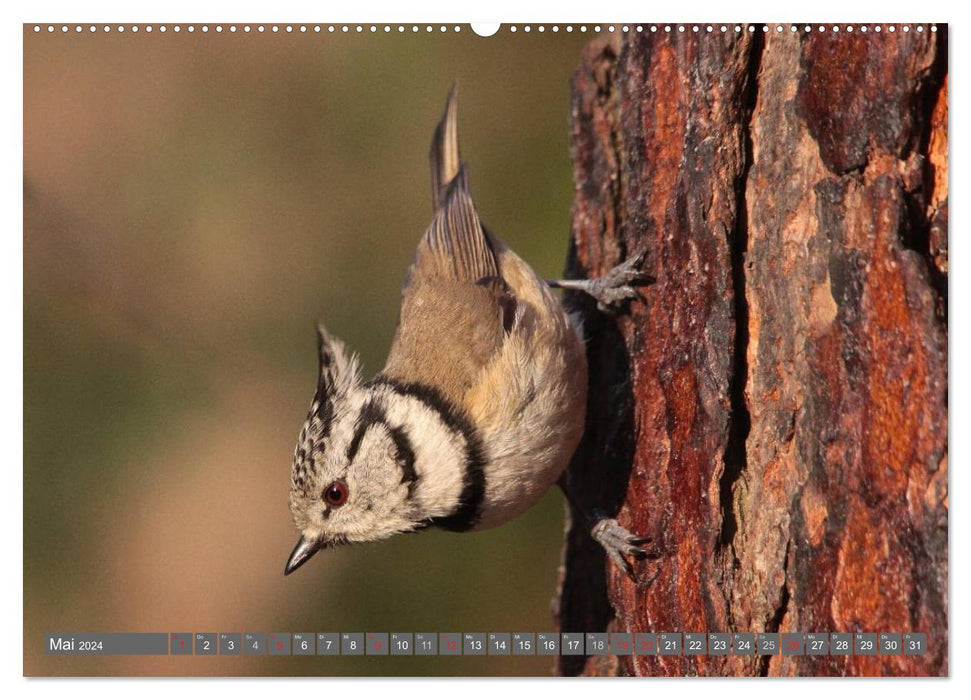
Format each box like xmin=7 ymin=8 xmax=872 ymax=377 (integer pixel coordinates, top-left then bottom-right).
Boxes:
xmin=288 ymin=325 xmax=487 ymax=549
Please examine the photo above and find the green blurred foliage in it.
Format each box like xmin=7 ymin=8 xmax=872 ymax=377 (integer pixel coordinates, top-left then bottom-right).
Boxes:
xmin=24 ymin=25 xmax=589 ymax=676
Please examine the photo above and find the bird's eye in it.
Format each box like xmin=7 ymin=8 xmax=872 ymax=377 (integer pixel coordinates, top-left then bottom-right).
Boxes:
xmin=323 ymin=480 xmax=349 ymax=507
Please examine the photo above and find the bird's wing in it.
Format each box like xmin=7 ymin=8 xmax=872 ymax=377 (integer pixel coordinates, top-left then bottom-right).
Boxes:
xmin=380 ymin=89 xmax=514 ymax=411
xmin=382 ymin=183 xmax=513 ymax=410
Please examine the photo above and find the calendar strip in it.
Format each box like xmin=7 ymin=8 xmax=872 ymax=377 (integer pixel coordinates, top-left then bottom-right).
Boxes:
xmin=46 ymin=632 xmax=927 ymax=656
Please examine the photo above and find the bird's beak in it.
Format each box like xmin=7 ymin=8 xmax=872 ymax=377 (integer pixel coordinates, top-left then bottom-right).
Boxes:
xmin=284 ymin=535 xmax=321 ymax=576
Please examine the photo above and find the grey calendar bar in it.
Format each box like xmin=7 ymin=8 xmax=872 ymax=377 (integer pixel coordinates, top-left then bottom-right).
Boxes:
xmin=46 ymin=633 xmax=169 ymax=655
xmin=45 ymin=631 xmax=930 ymax=656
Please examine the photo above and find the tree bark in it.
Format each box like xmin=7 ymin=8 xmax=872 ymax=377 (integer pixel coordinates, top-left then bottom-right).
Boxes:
xmin=554 ymin=25 xmax=947 ymax=677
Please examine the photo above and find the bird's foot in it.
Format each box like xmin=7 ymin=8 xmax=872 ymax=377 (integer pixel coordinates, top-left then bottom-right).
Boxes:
xmin=590 ymin=516 xmax=655 ymax=580
xmin=547 ymin=247 xmax=654 ymax=313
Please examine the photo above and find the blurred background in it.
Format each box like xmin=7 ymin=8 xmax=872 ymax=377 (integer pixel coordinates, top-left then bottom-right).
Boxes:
xmin=24 ymin=25 xmax=590 ymax=675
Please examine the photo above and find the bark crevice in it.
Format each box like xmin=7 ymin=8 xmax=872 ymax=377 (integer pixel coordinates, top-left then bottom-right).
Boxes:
xmin=718 ymin=29 xmax=763 ymax=557
xmin=901 ymin=29 xmax=949 ymax=325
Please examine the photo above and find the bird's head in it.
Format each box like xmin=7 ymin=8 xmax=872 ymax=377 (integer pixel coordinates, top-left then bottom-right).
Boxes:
xmin=284 ymin=325 xmax=438 ymax=575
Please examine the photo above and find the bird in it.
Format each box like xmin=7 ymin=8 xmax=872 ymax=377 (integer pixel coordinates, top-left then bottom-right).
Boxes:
xmin=284 ymin=86 xmax=653 ymax=579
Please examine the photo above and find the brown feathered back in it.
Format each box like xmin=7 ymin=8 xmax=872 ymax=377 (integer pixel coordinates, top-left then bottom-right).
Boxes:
xmin=381 ymin=88 xmax=513 ymax=411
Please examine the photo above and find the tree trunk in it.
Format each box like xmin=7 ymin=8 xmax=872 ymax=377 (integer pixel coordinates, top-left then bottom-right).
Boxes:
xmin=554 ymin=25 xmax=947 ymax=677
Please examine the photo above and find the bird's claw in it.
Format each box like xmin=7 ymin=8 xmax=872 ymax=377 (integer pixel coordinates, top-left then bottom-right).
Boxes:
xmin=589 ymin=248 xmax=654 ymax=313
xmin=590 ymin=517 xmax=657 ymax=580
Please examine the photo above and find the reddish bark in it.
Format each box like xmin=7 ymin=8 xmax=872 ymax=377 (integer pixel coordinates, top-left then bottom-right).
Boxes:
xmin=554 ymin=25 xmax=947 ymax=677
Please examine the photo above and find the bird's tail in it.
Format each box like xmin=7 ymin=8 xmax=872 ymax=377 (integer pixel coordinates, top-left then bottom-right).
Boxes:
xmin=429 ymin=83 xmax=465 ymax=211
